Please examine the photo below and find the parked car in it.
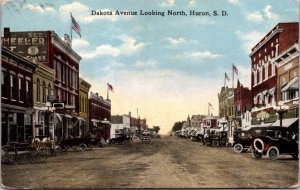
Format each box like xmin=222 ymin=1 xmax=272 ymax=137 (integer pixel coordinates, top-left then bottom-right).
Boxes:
xmin=204 ymin=130 xmax=227 ymax=147
xmin=251 ymin=126 xmax=298 ymax=160
xmin=233 ymin=130 xmax=253 ymax=153
xmin=141 ymin=131 xmax=151 ymax=143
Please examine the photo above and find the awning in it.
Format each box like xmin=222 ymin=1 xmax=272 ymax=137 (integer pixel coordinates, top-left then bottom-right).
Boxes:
xmin=271 ymin=118 xmax=298 ymax=127
xmin=64 ymin=114 xmax=73 ymax=119
xmin=56 ymin=113 xmax=63 ymax=122
xmin=281 ymin=77 xmax=298 ymax=92
xmin=75 ymin=116 xmax=86 ymax=121
xmin=269 ymin=87 xmax=275 ymax=95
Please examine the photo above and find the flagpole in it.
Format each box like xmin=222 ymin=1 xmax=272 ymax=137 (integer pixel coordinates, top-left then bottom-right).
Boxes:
xmin=70 ymin=12 xmax=73 ymax=47
xmin=232 ymin=64 xmax=234 ymax=89
xmin=224 ymin=73 xmax=226 ymax=89
xmin=107 ymin=84 xmax=109 ymax=100
xmin=208 ymin=103 xmax=209 ymax=116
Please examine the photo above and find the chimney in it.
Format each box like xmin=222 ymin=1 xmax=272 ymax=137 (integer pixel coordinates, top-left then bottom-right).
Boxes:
xmin=4 ymin=28 xmax=10 ymax=38
xmin=64 ymin=34 xmax=71 ymax=47
xmin=95 ymin=93 xmax=99 ymax=97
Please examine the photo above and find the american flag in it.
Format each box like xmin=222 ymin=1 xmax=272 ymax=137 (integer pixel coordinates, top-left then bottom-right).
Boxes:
xmin=107 ymin=83 xmax=114 ymax=92
xmin=233 ymin=64 xmax=238 ymax=75
xmin=71 ymin=14 xmax=81 ymax=37
xmin=225 ymin=72 xmax=230 ymax=81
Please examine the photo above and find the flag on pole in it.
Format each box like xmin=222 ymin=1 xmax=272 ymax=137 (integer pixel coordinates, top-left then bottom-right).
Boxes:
xmin=71 ymin=14 xmax=81 ymax=37
xmin=233 ymin=64 xmax=238 ymax=75
xmin=107 ymin=83 xmax=114 ymax=92
xmin=208 ymin=102 xmax=214 ymax=110
xmin=225 ymin=72 xmax=230 ymax=81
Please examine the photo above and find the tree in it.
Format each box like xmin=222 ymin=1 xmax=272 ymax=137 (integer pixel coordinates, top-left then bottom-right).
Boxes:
xmin=172 ymin=121 xmax=184 ymax=132
xmin=153 ymin=126 xmax=160 ymax=134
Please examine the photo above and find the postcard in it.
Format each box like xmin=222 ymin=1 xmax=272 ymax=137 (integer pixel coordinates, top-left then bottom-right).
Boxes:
xmin=1 ymin=0 xmax=299 ymax=189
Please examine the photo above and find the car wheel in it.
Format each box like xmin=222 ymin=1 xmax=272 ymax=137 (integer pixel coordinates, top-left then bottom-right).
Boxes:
xmin=252 ymin=149 xmax=263 ymax=159
xmin=233 ymin=143 xmax=243 ymax=153
xmin=253 ymin=138 xmax=264 ymax=153
xmin=78 ymin=143 xmax=87 ymax=151
xmin=292 ymin=154 xmax=298 ymax=160
xmin=97 ymin=141 xmax=104 ymax=148
xmin=212 ymin=140 xmax=219 ymax=147
xmin=267 ymin=146 xmax=279 ymax=160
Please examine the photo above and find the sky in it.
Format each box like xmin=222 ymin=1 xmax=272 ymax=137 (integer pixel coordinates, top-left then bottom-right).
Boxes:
xmin=2 ymin=0 xmax=299 ymax=134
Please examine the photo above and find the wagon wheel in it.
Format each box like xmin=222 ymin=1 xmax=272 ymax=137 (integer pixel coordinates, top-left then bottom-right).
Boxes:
xmin=37 ymin=146 xmax=50 ymax=162
xmin=26 ymin=144 xmax=39 ymax=163
xmin=1 ymin=145 xmax=18 ymax=164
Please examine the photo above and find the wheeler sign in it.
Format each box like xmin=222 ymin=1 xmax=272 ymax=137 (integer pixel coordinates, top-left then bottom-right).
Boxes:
xmin=2 ymin=31 xmax=49 ymax=63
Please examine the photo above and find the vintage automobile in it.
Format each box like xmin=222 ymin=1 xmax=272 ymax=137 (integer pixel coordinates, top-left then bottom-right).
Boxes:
xmin=141 ymin=131 xmax=151 ymax=143
xmin=203 ymin=130 xmax=227 ymax=147
xmin=57 ymin=137 xmax=104 ymax=152
xmin=251 ymin=126 xmax=298 ymax=160
xmin=233 ymin=130 xmax=252 ymax=153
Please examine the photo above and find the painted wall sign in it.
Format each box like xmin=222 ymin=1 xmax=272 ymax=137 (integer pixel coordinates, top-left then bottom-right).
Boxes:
xmin=2 ymin=31 xmax=49 ymax=63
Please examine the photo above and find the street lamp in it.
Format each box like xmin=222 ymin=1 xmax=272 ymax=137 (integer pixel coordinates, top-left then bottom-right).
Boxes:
xmin=273 ymin=101 xmax=289 ymax=127
xmin=43 ymin=102 xmax=55 ymax=140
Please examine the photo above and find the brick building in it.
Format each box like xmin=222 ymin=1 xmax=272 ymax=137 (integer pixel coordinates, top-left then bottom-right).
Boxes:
xmin=250 ymin=22 xmax=299 ymax=124
xmin=1 ymin=47 xmax=37 ymax=145
xmin=89 ymin=92 xmax=111 ymax=140
xmin=234 ymin=80 xmax=252 ymax=128
xmin=274 ymin=43 xmax=299 ymax=121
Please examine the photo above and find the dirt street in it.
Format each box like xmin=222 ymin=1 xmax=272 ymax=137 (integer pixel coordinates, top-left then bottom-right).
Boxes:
xmin=1 ymin=136 xmax=298 ymax=189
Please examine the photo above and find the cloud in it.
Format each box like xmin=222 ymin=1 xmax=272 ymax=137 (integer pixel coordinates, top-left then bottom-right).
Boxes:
xmin=188 ymin=0 xmax=196 ymax=7
xmin=246 ymin=11 xmax=263 ymax=22
xmin=77 ymin=35 xmax=145 ymax=59
xmin=160 ymin=0 xmax=175 ymax=7
xmin=23 ymin=3 xmax=55 ymax=13
xmin=166 ymin=37 xmax=188 ymax=46
xmin=59 ymin=2 xmax=131 ymax=23
xmin=228 ymin=0 xmax=240 ymax=5
xmin=79 ymin=45 xmax=120 ymax=59
xmin=134 ymin=60 xmax=157 ymax=68
xmin=246 ymin=5 xmax=280 ymax=23
xmin=118 ymin=35 xmax=146 ymax=55
xmin=263 ymin=5 xmax=279 ymax=20
xmin=174 ymin=50 xmax=221 ymax=61
xmin=236 ymin=30 xmax=265 ymax=53
xmin=71 ymin=39 xmax=90 ymax=49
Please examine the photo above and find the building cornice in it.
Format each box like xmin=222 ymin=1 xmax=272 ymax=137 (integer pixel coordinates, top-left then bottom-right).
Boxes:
xmin=51 ymin=32 xmax=81 ymax=63
xmin=250 ymin=28 xmax=283 ymax=56
xmin=274 ymin=43 xmax=299 ymax=68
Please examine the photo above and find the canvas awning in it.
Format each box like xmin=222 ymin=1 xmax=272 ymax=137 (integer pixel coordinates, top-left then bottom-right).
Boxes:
xmin=56 ymin=113 xmax=63 ymax=122
xmin=271 ymin=118 xmax=298 ymax=127
xmin=281 ymin=77 xmax=298 ymax=92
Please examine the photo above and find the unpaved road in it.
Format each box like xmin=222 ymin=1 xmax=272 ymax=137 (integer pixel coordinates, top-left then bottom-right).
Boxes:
xmin=1 ymin=136 xmax=298 ymax=189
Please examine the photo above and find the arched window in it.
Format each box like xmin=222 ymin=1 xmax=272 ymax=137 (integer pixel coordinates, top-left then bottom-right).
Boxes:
xmin=37 ymin=79 xmax=40 ymax=102
xmin=42 ymin=81 xmax=46 ymax=103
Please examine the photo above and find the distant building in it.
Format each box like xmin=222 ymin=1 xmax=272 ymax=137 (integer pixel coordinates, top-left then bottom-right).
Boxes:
xmin=190 ymin=114 xmax=206 ymax=128
xmin=234 ymin=80 xmax=252 ymax=128
xmin=1 ymin=47 xmax=37 ymax=145
xmin=218 ymin=87 xmax=235 ymax=119
xmin=250 ymin=22 xmax=299 ymax=125
xmin=89 ymin=92 xmax=111 ymax=140
xmin=110 ymin=114 xmax=130 ymax=139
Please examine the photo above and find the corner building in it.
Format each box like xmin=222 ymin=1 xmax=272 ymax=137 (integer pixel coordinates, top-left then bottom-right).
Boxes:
xmin=3 ymin=28 xmax=82 ymax=141
xmin=250 ymin=22 xmax=298 ymax=125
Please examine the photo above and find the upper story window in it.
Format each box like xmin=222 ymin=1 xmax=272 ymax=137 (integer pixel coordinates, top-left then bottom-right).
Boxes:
xmin=2 ymin=71 xmax=8 ymax=98
xmin=26 ymin=79 xmax=31 ymax=103
xmin=36 ymin=79 xmax=40 ymax=102
xmin=18 ymin=77 xmax=25 ymax=102
xmin=10 ymin=74 xmax=17 ymax=100
xmin=48 ymin=84 xmax=51 ymax=98
xmin=42 ymin=81 xmax=46 ymax=103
